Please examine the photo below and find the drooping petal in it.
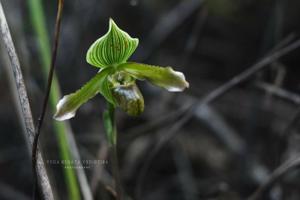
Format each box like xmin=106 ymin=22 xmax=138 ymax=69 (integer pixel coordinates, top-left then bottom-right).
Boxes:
xmin=54 ymin=68 xmax=112 ymax=121
xmin=118 ymin=62 xmax=189 ymax=92
xmin=86 ymin=18 xmax=139 ymax=68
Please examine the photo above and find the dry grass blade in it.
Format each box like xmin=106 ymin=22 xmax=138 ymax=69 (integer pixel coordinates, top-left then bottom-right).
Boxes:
xmin=0 ymin=2 xmax=54 ymax=200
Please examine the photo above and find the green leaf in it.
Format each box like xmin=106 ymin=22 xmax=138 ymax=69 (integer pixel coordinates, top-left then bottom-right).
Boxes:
xmin=118 ymin=62 xmax=189 ymax=92
xmin=86 ymin=18 xmax=139 ymax=68
xmin=54 ymin=68 xmax=113 ymax=121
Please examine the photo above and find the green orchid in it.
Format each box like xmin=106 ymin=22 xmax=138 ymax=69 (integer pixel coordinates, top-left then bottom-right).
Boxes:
xmin=54 ymin=18 xmax=189 ymax=121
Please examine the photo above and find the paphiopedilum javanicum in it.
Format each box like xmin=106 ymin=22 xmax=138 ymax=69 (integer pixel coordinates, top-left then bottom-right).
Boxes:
xmin=54 ymin=19 xmax=189 ymax=122
xmin=53 ymin=18 xmax=188 ymax=198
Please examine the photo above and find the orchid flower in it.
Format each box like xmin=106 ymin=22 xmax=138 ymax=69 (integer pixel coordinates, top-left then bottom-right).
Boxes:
xmin=54 ymin=19 xmax=189 ymax=121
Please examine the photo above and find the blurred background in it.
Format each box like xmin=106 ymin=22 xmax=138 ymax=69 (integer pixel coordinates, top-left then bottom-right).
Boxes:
xmin=1 ymin=0 xmax=300 ymax=199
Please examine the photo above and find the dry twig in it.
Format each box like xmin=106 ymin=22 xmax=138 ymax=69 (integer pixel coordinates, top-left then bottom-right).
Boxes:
xmin=248 ymin=157 xmax=300 ymax=200
xmin=255 ymin=81 xmax=300 ymax=105
xmin=0 ymin=2 xmax=54 ymax=199
xmin=31 ymin=0 xmax=65 ymax=198
xmin=135 ymin=36 xmax=300 ymax=199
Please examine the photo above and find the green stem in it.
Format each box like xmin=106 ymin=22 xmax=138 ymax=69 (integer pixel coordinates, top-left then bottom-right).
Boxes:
xmin=103 ymin=103 xmax=123 ymax=200
xmin=28 ymin=0 xmax=80 ymax=199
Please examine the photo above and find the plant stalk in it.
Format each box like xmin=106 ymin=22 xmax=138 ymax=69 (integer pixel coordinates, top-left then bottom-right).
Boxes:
xmin=28 ymin=0 xmax=81 ymax=199
xmin=104 ymin=103 xmax=124 ymax=200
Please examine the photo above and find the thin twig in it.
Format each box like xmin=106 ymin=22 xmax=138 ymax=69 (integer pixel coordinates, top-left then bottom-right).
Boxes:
xmin=135 ymin=36 xmax=300 ymax=199
xmin=167 ymin=35 xmax=299 ymax=134
xmin=28 ymin=0 xmax=92 ymax=198
xmin=248 ymin=103 xmax=300 ymax=200
xmin=254 ymin=81 xmax=300 ymax=105
xmin=32 ymin=0 xmax=64 ymax=198
xmin=136 ymin=0 xmax=204 ymax=60
xmin=197 ymin=37 xmax=300 ymax=106
xmin=131 ymin=35 xmax=295 ymax=145
xmin=249 ymin=81 xmax=300 ymax=200
xmin=125 ymin=33 xmax=293 ymax=142
xmin=248 ymin=157 xmax=300 ymax=200
xmin=0 ymin=2 xmax=54 ymax=200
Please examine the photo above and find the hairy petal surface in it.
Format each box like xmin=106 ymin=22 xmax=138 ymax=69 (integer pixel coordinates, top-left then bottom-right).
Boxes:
xmin=54 ymin=68 xmax=112 ymax=121
xmin=86 ymin=19 xmax=139 ymax=68
xmin=118 ymin=62 xmax=189 ymax=92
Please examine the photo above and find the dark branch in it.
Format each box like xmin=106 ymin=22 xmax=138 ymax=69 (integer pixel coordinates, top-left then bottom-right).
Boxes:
xmin=32 ymin=0 xmax=64 ymax=198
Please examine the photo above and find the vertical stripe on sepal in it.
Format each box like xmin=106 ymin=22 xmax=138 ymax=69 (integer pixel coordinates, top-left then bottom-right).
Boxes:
xmin=86 ymin=18 xmax=139 ymax=68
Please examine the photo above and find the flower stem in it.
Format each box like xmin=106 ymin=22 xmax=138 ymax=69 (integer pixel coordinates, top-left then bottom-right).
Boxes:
xmin=104 ymin=102 xmax=124 ymax=200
